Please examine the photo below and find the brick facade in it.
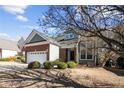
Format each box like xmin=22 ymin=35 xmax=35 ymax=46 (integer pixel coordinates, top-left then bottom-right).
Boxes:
xmin=24 ymin=44 xmax=49 ymax=61
xmin=24 ymin=44 xmax=77 ymax=63
xmin=60 ymin=48 xmax=67 ymax=62
xmin=60 ymin=48 xmax=77 ymax=62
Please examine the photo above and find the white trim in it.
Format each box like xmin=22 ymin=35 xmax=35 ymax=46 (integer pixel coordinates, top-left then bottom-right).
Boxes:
xmin=61 ymin=45 xmax=76 ymax=48
xmin=49 ymin=44 xmax=59 ymax=61
xmin=24 ymin=41 xmax=49 ymax=47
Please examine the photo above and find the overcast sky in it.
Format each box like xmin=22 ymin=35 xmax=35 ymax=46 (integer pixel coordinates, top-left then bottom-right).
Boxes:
xmin=0 ymin=5 xmax=49 ymax=41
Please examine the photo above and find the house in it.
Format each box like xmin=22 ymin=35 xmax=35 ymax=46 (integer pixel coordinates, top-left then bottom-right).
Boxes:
xmin=0 ymin=38 xmax=20 ymax=58
xmin=56 ymin=30 xmax=98 ymax=65
xmin=24 ymin=29 xmax=100 ymax=66
xmin=17 ymin=37 xmax=25 ymax=56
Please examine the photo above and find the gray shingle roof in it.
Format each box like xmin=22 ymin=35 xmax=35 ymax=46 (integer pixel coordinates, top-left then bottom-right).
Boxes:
xmin=0 ymin=38 xmax=19 ymax=51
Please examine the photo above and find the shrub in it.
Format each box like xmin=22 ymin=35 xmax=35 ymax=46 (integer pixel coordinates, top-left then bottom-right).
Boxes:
xmin=16 ymin=56 xmax=25 ymax=63
xmin=28 ymin=61 xmax=41 ymax=69
xmin=43 ymin=61 xmax=53 ymax=69
xmin=54 ymin=59 xmax=63 ymax=62
xmin=52 ymin=61 xmax=61 ymax=68
xmin=0 ymin=56 xmax=16 ymax=62
xmin=9 ymin=56 xmax=16 ymax=61
xmin=67 ymin=61 xmax=77 ymax=68
xmin=21 ymin=57 xmax=25 ymax=63
xmin=0 ymin=58 xmax=10 ymax=61
xmin=57 ymin=62 xmax=67 ymax=69
xmin=16 ymin=59 xmax=21 ymax=62
xmin=17 ymin=56 xmax=22 ymax=59
xmin=116 ymin=57 xmax=124 ymax=69
xmin=44 ymin=61 xmax=68 ymax=69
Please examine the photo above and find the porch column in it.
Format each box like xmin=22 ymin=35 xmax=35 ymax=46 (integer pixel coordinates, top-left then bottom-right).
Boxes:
xmin=76 ymin=36 xmax=81 ymax=63
xmin=76 ymin=42 xmax=79 ymax=63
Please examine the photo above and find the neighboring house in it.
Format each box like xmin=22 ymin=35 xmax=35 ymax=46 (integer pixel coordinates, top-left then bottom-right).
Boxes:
xmin=0 ymin=38 xmax=20 ymax=58
xmin=23 ymin=29 xmax=100 ymax=66
xmin=17 ymin=37 xmax=25 ymax=56
xmin=18 ymin=37 xmax=25 ymax=50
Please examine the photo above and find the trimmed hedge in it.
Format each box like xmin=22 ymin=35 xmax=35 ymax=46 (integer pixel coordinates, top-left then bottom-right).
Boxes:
xmin=52 ymin=61 xmax=59 ymax=66
xmin=28 ymin=61 xmax=41 ymax=69
xmin=16 ymin=56 xmax=25 ymax=63
xmin=67 ymin=61 xmax=77 ymax=68
xmin=44 ymin=61 xmax=67 ymax=69
xmin=43 ymin=60 xmax=78 ymax=69
xmin=57 ymin=62 xmax=67 ymax=69
xmin=43 ymin=61 xmax=53 ymax=69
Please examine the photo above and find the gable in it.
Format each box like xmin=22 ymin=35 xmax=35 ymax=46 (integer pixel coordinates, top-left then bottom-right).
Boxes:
xmin=28 ymin=34 xmax=46 ymax=44
xmin=24 ymin=29 xmax=60 ymax=47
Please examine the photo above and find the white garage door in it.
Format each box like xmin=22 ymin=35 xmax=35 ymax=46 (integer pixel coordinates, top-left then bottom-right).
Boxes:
xmin=27 ymin=51 xmax=47 ymax=64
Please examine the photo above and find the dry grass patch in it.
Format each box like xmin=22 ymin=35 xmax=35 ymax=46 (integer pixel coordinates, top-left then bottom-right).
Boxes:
xmin=0 ymin=67 xmax=123 ymax=88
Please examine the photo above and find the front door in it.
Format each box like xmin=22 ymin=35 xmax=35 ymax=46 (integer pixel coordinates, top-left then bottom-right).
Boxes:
xmin=67 ymin=49 xmax=75 ymax=61
xmin=70 ymin=51 xmax=74 ymax=61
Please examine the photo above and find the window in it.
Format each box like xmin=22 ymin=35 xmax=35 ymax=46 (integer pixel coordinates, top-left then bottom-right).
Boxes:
xmin=87 ymin=42 xmax=93 ymax=59
xmin=64 ymin=33 xmax=75 ymax=40
xmin=80 ymin=41 xmax=94 ymax=60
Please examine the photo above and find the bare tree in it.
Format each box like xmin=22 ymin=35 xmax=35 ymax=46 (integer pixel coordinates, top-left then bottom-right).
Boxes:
xmin=39 ymin=5 xmax=124 ymax=56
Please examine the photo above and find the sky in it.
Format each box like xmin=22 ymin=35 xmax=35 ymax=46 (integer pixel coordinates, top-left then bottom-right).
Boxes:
xmin=0 ymin=5 xmax=49 ymax=41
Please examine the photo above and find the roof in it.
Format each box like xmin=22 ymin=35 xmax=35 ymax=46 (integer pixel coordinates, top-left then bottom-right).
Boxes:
xmin=24 ymin=29 xmax=60 ymax=46
xmin=60 ymin=39 xmax=78 ymax=48
xmin=17 ymin=37 xmax=25 ymax=50
xmin=0 ymin=38 xmax=20 ymax=51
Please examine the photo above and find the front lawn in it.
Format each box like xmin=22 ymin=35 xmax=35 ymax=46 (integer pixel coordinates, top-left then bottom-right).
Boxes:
xmin=0 ymin=67 xmax=123 ymax=88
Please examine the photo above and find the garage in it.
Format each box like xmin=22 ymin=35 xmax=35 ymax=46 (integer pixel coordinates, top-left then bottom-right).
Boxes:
xmin=24 ymin=30 xmax=60 ymax=64
xmin=27 ymin=51 xmax=47 ymax=64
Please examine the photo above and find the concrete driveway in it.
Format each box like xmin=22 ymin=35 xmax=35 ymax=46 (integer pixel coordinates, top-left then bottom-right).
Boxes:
xmin=0 ymin=62 xmax=28 ymax=72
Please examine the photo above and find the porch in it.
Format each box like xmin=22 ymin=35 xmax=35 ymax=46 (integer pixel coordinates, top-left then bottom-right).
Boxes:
xmin=59 ymin=41 xmax=99 ymax=66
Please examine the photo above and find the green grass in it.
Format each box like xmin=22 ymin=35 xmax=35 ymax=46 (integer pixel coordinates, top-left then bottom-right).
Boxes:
xmin=0 ymin=58 xmax=10 ymax=61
